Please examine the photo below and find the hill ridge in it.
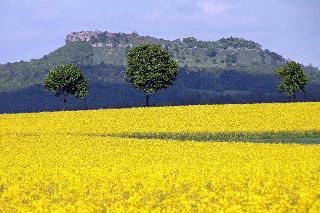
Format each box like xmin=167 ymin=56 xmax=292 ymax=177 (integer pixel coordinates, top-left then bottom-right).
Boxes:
xmin=0 ymin=30 xmax=319 ymax=113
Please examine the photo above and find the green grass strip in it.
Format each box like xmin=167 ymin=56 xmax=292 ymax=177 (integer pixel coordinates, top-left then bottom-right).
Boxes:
xmin=108 ymin=131 xmax=320 ymax=144
xmin=3 ymin=131 xmax=320 ymax=144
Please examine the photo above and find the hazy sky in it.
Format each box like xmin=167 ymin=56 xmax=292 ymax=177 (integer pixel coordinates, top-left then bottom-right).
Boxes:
xmin=1 ymin=0 xmax=319 ymax=67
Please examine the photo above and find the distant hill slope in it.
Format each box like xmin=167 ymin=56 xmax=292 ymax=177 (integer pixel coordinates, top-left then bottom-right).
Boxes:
xmin=0 ymin=31 xmax=319 ymax=113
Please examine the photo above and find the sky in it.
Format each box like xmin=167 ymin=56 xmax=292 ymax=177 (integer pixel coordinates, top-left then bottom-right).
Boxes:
xmin=0 ymin=0 xmax=319 ymax=68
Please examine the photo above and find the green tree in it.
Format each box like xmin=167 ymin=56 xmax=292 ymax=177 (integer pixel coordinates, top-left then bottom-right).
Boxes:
xmin=126 ymin=44 xmax=179 ymax=107
xmin=44 ymin=64 xmax=88 ymax=110
xmin=275 ymin=61 xmax=308 ymax=101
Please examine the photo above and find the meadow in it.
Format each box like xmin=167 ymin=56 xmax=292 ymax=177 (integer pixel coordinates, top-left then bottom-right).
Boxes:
xmin=0 ymin=102 xmax=320 ymax=211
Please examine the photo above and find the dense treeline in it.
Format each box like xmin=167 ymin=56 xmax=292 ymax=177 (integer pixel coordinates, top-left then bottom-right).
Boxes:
xmin=1 ymin=64 xmax=320 ymax=113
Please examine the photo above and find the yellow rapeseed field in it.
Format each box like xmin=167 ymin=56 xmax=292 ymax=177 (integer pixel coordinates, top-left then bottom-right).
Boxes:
xmin=0 ymin=102 xmax=320 ymax=211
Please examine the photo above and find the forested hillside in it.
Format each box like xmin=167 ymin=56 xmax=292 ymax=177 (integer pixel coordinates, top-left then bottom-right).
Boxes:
xmin=0 ymin=31 xmax=319 ymax=113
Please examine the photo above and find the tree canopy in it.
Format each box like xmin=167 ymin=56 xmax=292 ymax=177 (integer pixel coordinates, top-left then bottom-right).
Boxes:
xmin=44 ymin=64 xmax=88 ymax=110
xmin=275 ymin=61 xmax=308 ymax=101
xmin=125 ymin=44 xmax=179 ymax=106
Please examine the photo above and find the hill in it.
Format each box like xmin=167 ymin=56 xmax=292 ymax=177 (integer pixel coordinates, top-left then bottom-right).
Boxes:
xmin=0 ymin=30 xmax=319 ymax=113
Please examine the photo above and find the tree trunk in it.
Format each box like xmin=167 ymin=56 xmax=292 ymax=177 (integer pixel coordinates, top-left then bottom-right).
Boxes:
xmin=63 ymin=94 xmax=68 ymax=111
xmin=146 ymin=94 xmax=150 ymax=107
